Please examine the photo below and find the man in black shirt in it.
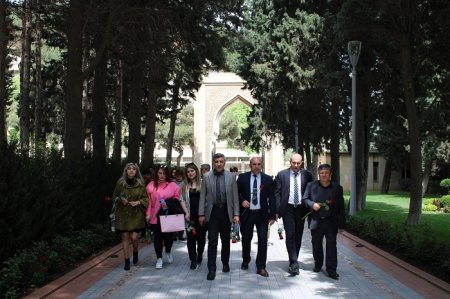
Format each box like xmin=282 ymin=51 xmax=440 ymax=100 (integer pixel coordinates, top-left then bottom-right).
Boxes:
xmin=302 ymin=164 xmax=345 ymax=280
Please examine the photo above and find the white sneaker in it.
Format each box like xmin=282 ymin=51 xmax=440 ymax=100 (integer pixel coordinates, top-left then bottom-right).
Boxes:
xmin=155 ymin=258 xmax=163 ymax=269
xmin=165 ymin=252 xmax=173 ymax=264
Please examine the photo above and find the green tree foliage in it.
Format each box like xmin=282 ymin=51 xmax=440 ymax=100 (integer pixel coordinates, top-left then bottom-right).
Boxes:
xmin=218 ymin=101 xmax=251 ymax=151
xmin=156 ymin=104 xmax=194 ymax=166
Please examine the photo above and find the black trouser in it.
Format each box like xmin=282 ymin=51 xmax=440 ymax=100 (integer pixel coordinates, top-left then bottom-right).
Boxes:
xmin=311 ymin=218 xmax=338 ymax=274
xmin=283 ymin=204 xmax=305 ymax=269
xmin=207 ymin=205 xmax=231 ymax=272
xmin=151 ymin=223 xmax=174 ymax=259
xmin=187 ymin=217 xmax=206 ymax=262
xmin=241 ymin=209 xmax=268 ymax=270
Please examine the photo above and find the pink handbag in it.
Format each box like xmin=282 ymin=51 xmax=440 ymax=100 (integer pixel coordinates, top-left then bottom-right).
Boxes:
xmin=159 ymin=214 xmax=185 ymax=233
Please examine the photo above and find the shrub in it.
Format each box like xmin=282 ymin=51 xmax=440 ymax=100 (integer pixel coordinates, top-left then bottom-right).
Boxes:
xmin=440 ymin=195 xmax=450 ymax=207
xmin=346 ymin=217 xmax=450 ymax=280
xmin=440 ymin=178 xmax=450 ymax=194
xmin=423 ymin=204 xmax=438 ymax=212
xmin=423 ymin=198 xmax=441 ymax=208
xmin=0 ymin=146 xmax=122 ymax=265
xmin=0 ymin=225 xmax=119 ymax=298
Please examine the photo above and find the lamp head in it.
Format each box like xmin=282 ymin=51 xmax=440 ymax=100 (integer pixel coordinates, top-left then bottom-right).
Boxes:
xmin=347 ymin=41 xmax=362 ymax=67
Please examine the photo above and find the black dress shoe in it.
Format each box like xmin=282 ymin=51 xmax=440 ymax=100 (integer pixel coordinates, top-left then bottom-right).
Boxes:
xmin=328 ymin=272 xmax=339 ymax=280
xmin=190 ymin=261 xmax=197 ymax=269
xmin=313 ymin=266 xmax=321 ymax=273
xmin=257 ymin=268 xmax=269 ymax=277
xmin=288 ymin=266 xmax=299 ymax=276
xmin=222 ymin=264 xmax=230 ymax=272
xmin=241 ymin=261 xmax=249 ymax=270
xmin=207 ymin=271 xmax=216 ymax=280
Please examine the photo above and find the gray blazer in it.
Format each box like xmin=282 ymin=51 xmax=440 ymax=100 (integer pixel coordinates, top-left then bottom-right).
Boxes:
xmin=199 ymin=170 xmax=239 ymax=222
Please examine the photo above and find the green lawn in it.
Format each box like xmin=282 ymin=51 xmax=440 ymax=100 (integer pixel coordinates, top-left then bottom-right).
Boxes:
xmin=344 ymin=191 xmax=450 ymax=247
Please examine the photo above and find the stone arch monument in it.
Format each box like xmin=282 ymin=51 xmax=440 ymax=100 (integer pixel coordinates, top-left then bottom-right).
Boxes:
xmin=193 ymin=71 xmax=284 ymax=175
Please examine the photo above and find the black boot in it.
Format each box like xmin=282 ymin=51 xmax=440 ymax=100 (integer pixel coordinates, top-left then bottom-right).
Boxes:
xmin=124 ymin=258 xmax=130 ymax=271
xmin=133 ymin=251 xmax=139 ymax=265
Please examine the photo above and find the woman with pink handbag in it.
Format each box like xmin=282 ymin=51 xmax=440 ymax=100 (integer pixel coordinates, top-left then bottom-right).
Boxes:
xmin=146 ymin=165 xmax=187 ymax=269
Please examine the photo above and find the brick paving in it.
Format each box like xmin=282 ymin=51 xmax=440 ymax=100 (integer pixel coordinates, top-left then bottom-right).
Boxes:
xmin=26 ymin=222 xmax=449 ymax=299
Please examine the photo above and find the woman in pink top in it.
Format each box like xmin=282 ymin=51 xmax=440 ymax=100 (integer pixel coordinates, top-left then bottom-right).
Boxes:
xmin=146 ymin=165 xmax=181 ymax=269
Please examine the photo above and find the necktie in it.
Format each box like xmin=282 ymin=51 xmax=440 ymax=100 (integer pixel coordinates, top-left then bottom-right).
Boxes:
xmin=216 ymin=173 xmax=221 ymax=204
xmin=293 ymin=172 xmax=299 ymax=206
xmin=252 ymin=175 xmax=258 ymax=205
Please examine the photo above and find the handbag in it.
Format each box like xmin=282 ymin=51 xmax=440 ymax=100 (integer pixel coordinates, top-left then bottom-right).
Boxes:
xmin=159 ymin=214 xmax=185 ymax=233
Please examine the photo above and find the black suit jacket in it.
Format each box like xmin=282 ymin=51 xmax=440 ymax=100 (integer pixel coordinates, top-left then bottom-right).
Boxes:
xmin=302 ymin=181 xmax=346 ymax=231
xmin=274 ymin=168 xmax=313 ymax=218
xmin=237 ymin=172 xmax=276 ymax=224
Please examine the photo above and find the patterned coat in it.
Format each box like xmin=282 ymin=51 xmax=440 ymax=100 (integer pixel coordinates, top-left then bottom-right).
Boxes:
xmin=113 ymin=180 xmax=149 ymax=231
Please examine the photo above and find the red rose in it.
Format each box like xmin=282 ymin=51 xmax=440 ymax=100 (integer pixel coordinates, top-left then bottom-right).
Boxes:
xmin=260 ymin=184 xmax=264 ymax=190
xmin=103 ymin=196 xmax=111 ymax=203
xmin=326 ymin=198 xmax=334 ymax=205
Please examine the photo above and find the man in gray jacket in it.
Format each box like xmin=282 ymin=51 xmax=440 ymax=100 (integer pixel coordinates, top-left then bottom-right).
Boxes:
xmin=199 ymin=153 xmax=240 ymax=281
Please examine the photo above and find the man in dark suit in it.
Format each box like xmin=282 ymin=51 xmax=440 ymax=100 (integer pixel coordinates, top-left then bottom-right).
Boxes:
xmin=199 ymin=153 xmax=240 ymax=281
xmin=237 ymin=157 xmax=276 ymax=277
xmin=275 ymin=153 xmax=313 ymax=276
xmin=302 ymin=164 xmax=345 ymax=280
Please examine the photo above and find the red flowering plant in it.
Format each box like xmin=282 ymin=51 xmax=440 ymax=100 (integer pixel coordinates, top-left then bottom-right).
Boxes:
xmin=230 ymin=225 xmax=238 ymax=243
xmin=186 ymin=221 xmax=197 ymax=237
xmin=302 ymin=198 xmax=334 ymax=220
xmin=277 ymin=223 xmax=284 ymax=240
xmin=103 ymin=195 xmax=111 ymax=203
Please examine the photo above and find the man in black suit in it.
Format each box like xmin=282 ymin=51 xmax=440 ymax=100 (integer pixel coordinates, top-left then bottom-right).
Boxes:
xmin=275 ymin=153 xmax=313 ymax=276
xmin=302 ymin=164 xmax=345 ymax=280
xmin=237 ymin=157 xmax=276 ymax=277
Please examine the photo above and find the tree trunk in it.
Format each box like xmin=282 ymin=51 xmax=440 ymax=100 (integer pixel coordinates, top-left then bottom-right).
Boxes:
xmin=400 ymin=35 xmax=423 ymax=225
xmin=304 ymin=142 xmax=311 ymax=171
xmin=34 ymin=0 xmax=44 ymax=145
xmin=176 ymin=147 xmax=183 ymax=166
xmin=142 ymin=88 xmax=158 ymax=168
xmin=20 ymin=0 xmax=31 ymax=156
xmin=311 ymin=153 xmax=318 ymax=180
xmin=0 ymin=0 xmax=8 ymax=149
xmin=127 ymin=63 xmax=144 ymax=163
xmin=166 ymin=85 xmax=179 ymax=166
xmin=422 ymin=163 xmax=431 ymax=197
xmin=112 ymin=60 xmax=123 ymax=163
xmin=81 ymin=39 xmax=92 ymax=156
xmin=91 ymin=48 xmax=107 ymax=161
xmin=380 ymin=159 xmax=392 ymax=194
xmin=64 ymin=0 xmax=84 ymax=161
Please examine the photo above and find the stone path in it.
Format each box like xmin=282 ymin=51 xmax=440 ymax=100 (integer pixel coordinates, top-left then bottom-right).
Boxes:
xmin=26 ymin=224 xmax=450 ymax=299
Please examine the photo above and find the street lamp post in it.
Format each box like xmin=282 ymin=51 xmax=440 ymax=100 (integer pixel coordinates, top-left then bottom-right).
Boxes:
xmin=348 ymin=41 xmax=361 ymax=216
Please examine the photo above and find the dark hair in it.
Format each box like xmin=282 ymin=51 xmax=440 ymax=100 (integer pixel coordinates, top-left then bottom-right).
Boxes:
xmin=318 ymin=163 xmax=332 ymax=171
xmin=230 ymin=166 xmax=238 ymax=172
xmin=213 ymin=153 xmax=225 ymax=160
xmin=154 ymin=164 xmax=171 ymax=189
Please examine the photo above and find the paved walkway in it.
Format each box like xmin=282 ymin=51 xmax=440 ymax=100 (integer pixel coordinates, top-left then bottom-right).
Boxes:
xmin=26 ymin=224 xmax=449 ymax=299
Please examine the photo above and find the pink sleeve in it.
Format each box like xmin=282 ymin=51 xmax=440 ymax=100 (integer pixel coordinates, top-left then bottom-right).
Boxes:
xmin=172 ymin=183 xmax=180 ymax=200
xmin=146 ymin=182 xmax=154 ymax=216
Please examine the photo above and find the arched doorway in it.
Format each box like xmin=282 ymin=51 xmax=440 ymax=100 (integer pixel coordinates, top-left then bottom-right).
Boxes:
xmin=193 ymin=71 xmax=284 ymax=175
